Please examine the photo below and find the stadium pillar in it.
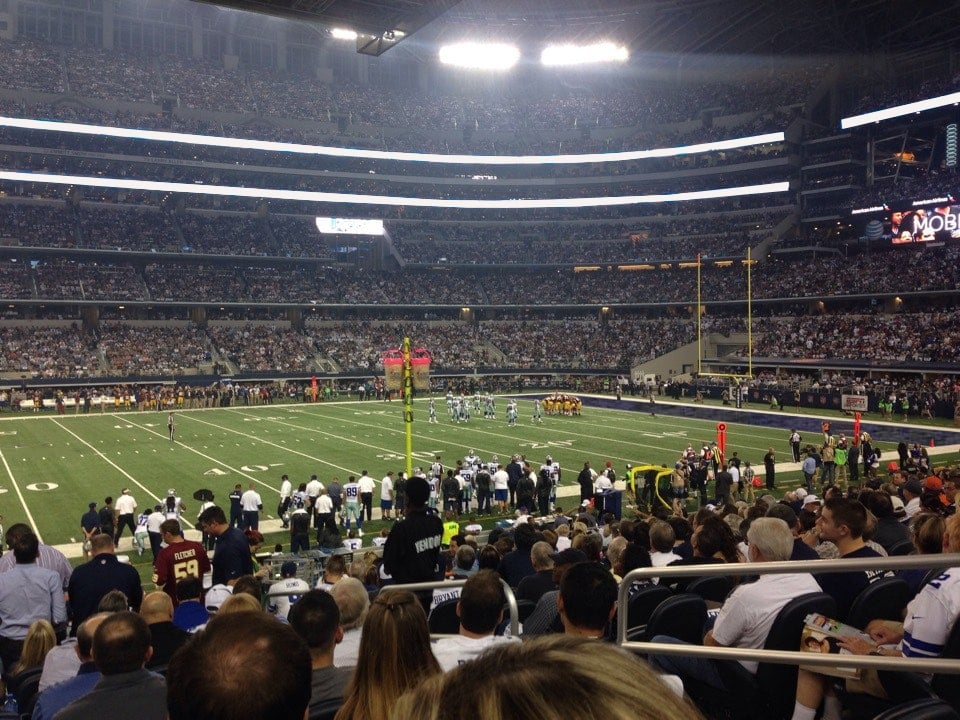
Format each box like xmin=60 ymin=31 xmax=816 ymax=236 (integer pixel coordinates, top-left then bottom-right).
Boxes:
xmin=287 ymin=307 xmax=303 ymax=330
xmin=190 ymin=306 xmax=207 ymax=328
xmin=101 ymin=0 xmax=114 ymax=50
xmin=80 ymin=306 xmax=99 ymax=332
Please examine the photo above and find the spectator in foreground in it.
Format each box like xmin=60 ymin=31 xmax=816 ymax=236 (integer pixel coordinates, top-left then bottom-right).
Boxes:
xmin=288 ymin=589 xmax=354 ymax=712
xmin=167 ymin=612 xmax=311 ymax=720
xmin=432 ymin=570 xmax=518 ymax=670
xmin=67 ymin=533 xmax=142 ymax=636
xmin=0 ymin=531 xmax=67 ymax=671
xmin=557 ymin=561 xmax=618 ymax=639
xmin=32 ymin=613 xmax=110 ymax=720
xmin=139 ymin=592 xmax=188 ymax=670
xmin=791 ymin=511 xmax=960 ymax=720
xmin=54 ymin=612 xmax=166 ymax=720
xmin=5 ymin=619 xmax=55 ymax=696
xmin=334 ymin=589 xmax=441 ymax=720
xmin=390 ymin=634 xmax=702 ymax=720
xmin=650 ymin=518 xmax=821 ymax=696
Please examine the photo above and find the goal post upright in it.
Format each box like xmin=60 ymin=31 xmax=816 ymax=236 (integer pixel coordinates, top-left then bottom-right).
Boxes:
xmin=697 ymin=252 xmax=702 ymax=377
xmin=695 ymin=249 xmax=754 ymax=387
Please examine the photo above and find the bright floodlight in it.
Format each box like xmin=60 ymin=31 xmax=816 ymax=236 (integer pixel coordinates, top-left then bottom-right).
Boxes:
xmin=541 ymin=42 xmax=628 ymax=66
xmin=330 ymin=28 xmax=358 ymax=40
xmin=439 ymin=42 xmax=520 ymax=70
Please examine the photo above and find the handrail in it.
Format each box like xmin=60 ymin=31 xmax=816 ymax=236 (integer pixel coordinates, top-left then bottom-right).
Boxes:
xmin=616 ymin=553 xmax=960 ymax=674
xmin=385 ymin=578 xmax=520 ymax=638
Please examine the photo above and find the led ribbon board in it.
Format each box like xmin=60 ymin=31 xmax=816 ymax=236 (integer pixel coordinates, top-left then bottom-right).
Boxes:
xmin=840 ymin=91 xmax=960 ymax=129
xmin=0 ymin=171 xmax=790 ymax=208
xmin=0 ymin=116 xmax=783 ymax=166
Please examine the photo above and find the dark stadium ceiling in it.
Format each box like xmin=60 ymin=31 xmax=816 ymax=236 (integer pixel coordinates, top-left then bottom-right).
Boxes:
xmin=194 ymin=0 xmax=960 ymax=57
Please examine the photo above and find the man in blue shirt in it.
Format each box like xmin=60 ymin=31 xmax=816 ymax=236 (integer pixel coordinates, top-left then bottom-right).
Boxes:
xmin=80 ymin=502 xmax=99 ymax=561
xmin=0 ymin=531 xmax=67 ymax=671
xmin=197 ymin=505 xmax=253 ymax=586
xmin=801 ymin=451 xmax=818 ymax=493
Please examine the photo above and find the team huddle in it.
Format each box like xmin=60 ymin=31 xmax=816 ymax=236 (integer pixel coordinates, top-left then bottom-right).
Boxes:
xmin=426 ymin=392 xmax=579 ymax=425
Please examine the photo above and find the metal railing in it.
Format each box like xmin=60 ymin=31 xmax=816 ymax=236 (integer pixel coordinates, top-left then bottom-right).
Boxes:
xmin=616 ymin=553 xmax=960 ymax=674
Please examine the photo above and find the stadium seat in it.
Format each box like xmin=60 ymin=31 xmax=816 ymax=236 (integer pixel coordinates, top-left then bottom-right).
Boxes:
xmin=13 ymin=667 xmax=43 ymax=719
xmin=886 ymin=540 xmax=914 ymax=557
xmin=846 ymin=577 xmax=912 ymax=629
xmin=643 ymin=593 xmax=707 ymax=645
xmin=845 ymin=620 xmax=960 ymax=720
xmin=871 ymin=699 xmax=960 ymax=720
xmin=428 ymin=598 xmax=461 ymax=635
xmin=624 ymin=584 xmax=673 ymax=640
xmin=686 ymin=591 xmax=837 ymax=720
xmin=686 ymin=575 xmax=733 ymax=604
xmin=309 ymin=697 xmax=343 ymax=720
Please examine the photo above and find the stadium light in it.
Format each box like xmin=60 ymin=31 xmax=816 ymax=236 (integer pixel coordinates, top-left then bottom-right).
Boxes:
xmin=541 ymin=42 xmax=628 ymax=66
xmin=438 ymin=42 xmax=520 ymax=70
xmin=0 ymin=170 xmax=789 ymax=209
xmin=330 ymin=28 xmax=358 ymax=40
xmin=840 ymin=90 xmax=960 ymax=129
xmin=0 ymin=116 xmax=784 ymax=166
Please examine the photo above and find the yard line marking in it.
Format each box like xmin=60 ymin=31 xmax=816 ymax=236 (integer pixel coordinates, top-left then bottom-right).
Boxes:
xmin=53 ymin=420 xmax=179 ymax=525
xmin=165 ymin=413 xmax=356 ymax=476
xmin=121 ymin=417 xmax=276 ymax=494
xmin=289 ymin=404 xmax=681 ymax=468
xmin=0 ymin=447 xmax=42 ymax=542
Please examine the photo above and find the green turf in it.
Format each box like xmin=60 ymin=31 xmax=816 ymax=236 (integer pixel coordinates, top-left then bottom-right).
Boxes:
xmin=1 ymin=396 xmax=958 ymax=553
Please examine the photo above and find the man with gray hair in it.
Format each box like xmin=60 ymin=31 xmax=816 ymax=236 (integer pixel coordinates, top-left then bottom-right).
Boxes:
xmin=651 ymin=517 xmax=821 ymax=693
xmin=329 ymin=577 xmax=369 ymax=668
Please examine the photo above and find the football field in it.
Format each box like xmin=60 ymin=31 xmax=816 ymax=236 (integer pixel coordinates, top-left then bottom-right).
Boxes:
xmin=0 ymin=395 xmax=957 ymax=555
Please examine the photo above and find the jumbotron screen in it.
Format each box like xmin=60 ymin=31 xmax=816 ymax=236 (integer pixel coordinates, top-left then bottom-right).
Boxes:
xmin=851 ymin=194 xmax=959 ymax=244
xmin=315 ymin=217 xmax=385 ymax=235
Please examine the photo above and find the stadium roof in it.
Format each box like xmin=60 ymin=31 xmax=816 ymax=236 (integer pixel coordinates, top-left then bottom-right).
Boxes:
xmin=195 ymin=0 xmax=960 ymax=58
xmin=190 ymin=0 xmax=464 ymax=55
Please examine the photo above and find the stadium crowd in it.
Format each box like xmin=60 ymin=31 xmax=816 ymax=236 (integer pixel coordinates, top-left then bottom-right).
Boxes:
xmin=0 ymin=443 xmax=955 ymax=720
xmin=2 ymin=306 xmax=959 ymax=379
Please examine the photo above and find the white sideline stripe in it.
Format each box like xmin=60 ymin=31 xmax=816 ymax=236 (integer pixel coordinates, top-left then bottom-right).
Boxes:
xmin=0 ymin=447 xmax=42 ymax=542
xmin=121 ymin=416 xmax=275 ymax=496
xmin=52 ymin=419 xmax=179 ymax=525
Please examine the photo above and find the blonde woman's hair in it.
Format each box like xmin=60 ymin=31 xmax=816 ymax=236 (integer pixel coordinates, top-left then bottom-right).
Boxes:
xmin=11 ymin=619 xmax=56 ymax=676
xmin=217 ymin=592 xmax=262 ymax=615
xmin=335 ymin=589 xmax=440 ymax=720
xmin=390 ymin=634 xmax=702 ymax=720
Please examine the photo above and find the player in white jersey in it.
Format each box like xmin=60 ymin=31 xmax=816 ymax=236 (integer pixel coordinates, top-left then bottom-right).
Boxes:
xmin=428 ymin=397 xmax=437 ymax=423
xmin=464 ymin=450 xmax=481 ymax=472
xmin=427 ymin=475 xmax=439 ymax=509
xmin=267 ymin=561 xmax=310 ymax=621
xmin=460 ymin=396 xmax=471 ymax=423
xmin=431 ymin=456 xmax=444 ymax=482
xmin=446 ymin=391 xmax=455 ymax=419
xmin=486 ymin=455 xmax=500 ymax=475
xmin=507 ymin=400 xmax=518 ymax=426
xmin=532 ymin=399 xmax=543 ymax=424
xmin=539 ymin=456 xmax=561 ymax=511
xmin=484 ymin=395 xmax=496 ymax=419
xmin=342 ymin=476 xmax=363 ymax=535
